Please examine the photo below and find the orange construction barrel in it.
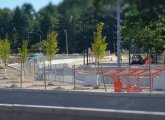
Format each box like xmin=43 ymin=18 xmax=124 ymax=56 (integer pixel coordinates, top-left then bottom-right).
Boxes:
xmin=114 ymin=79 xmax=122 ymax=92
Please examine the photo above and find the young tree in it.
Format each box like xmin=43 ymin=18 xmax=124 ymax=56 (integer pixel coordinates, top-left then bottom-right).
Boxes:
xmin=0 ymin=38 xmax=10 ymax=78
xmin=0 ymin=40 xmax=2 ymax=57
xmin=18 ymin=40 xmax=29 ymax=86
xmin=18 ymin=40 xmax=29 ymax=71
xmin=43 ymin=31 xmax=58 ymax=69
xmin=92 ymin=22 xmax=107 ymax=64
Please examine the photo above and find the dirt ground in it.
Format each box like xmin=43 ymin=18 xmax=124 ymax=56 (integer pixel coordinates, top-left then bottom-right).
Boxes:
xmin=0 ymin=63 xmax=115 ymax=92
xmin=0 ymin=63 xmax=159 ymax=93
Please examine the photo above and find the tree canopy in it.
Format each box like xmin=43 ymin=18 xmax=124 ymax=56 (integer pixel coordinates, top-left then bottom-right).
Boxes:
xmin=18 ymin=40 xmax=29 ymax=63
xmin=43 ymin=31 xmax=58 ymax=62
xmin=92 ymin=22 xmax=107 ymax=64
xmin=0 ymin=38 xmax=10 ymax=64
xmin=0 ymin=0 xmax=164 ymax=54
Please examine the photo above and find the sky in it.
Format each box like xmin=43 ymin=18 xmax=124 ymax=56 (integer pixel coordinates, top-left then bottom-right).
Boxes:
xmin=0 ymin=0 xmax=63 ymax=11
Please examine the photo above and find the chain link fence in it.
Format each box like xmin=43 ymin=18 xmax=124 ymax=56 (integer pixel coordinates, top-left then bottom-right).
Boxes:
xmin=0 ymin=54 xmax=165 ymax=92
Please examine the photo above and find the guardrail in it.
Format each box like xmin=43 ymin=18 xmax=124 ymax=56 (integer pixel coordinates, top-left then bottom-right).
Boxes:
xmin=0 ymin=102 xmax=165 ymax=120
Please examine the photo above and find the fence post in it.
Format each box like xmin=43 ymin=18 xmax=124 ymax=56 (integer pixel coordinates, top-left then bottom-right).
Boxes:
xmin=20 ymin=62 xmax=23 ymax=88
xmin=149 ymin=49 xmax=152 ymax=93
xmin=29 ymin=61 xmax=32 ymax=77
xmin=44 ymin=61 xmax=46 ymax=90
xmin=83 ymin=50 xmax=85 ymax=65
xmin=54 ymin=64 xmax=56 ymax=81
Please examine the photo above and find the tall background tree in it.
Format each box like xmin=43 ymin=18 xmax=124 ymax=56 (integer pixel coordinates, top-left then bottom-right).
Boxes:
xmin=121 ymin=0 xmax=165 ymax=63
xmin=0 ymin=0 xmax=164 ymax=55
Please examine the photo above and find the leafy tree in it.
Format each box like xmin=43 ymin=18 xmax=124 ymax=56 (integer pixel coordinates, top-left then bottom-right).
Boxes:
xmin=39 ymin=13 xmax=54 ymax=39
xmin=21 ymin=3 xmax=35 ymax=31
xmin=163 ymin=44 xmax=165 ymax=56
xmin=121 ymin=22 xmax=144 ymax=49
xmin=11 ymin=7 xmax=30 ymax=49
xmin=0 ymin=0 xmax=164 ymax=55
xmin=18 ymin=40 xmax=29 ymax=85
xmin=0 ymin=8 xmax=13 ymax=39
xmin=136 ymin=0 xmax=165 ymax=25
xmin=43 ymin=31 xmax=58 ymax=69
xmin=92 ymin=22 xmax=107 ymax=64
xmin=0 ymin=38 xmax=10 ymax=64
xmin=0 ymin=38 xmax=10 ymax=78
xmin=18 ymin=40 xmax=29 ymax=66
xmin=153 ymin=19 xmax=165 ymax=54
xmin=0 ymin=40 xmax=2 ymax=56
xmin=39 ymin=2 xmax=60 ymax=38
xmin=121 ymin=0 xmax=165 ymax=55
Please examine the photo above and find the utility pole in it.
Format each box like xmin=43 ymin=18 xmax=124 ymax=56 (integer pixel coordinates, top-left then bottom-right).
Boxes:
xmin=116 ymin=0 xmax=121 ymax=67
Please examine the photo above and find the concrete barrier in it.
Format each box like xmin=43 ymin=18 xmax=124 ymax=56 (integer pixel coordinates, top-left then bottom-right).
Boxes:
xmin=0 ymin=89 xmax=165 ymax=112
xmin=0 ymin=104 xmax=165 ymax=120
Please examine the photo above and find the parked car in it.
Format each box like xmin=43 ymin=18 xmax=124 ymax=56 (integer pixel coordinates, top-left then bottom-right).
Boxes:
xmin=131 ymin=54 xmax=144 ymax=65
xmin=28 ymin=53 xmax=44 ymax=60
xmin=28 ymin=54 xmax=39 ymax=60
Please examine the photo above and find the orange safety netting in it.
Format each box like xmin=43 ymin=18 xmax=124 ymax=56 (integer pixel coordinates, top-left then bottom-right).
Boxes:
xmin=103 ymin=67 xmax=165 ymax=78
xmin=102 ymin=67 xmax=165 ymax=92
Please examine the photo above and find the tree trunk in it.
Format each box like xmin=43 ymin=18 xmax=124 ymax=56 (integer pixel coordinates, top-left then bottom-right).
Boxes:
xmin=97 ymin=57 xmax=100 ymax=67
xmin=96 ymin=75 xmax=99 ymax=87
xmin=4 ymin=64 xmax=7 ymax=79
xmin=23 ymin=62 xmax=25 ymax=76
xmin=50 ymin=60 xmax=52 ymax=72
xmin=22 ymin=63 xmax=25 ymax=82
xmin=155 ymin=50 xmax=158 ymax=64
xmin=44 ymin=60 xmax=46 ymax=90
xmin=20 ymin=62 xmax=24 ymax=88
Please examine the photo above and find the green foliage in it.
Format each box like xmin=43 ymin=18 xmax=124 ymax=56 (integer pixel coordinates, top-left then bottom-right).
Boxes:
xmin=121 ymin=1 xmax=165 ymax=54
xmin=0 ymin=38 xmax=10 ymax=64
xmin=31 ymin=42 xmax=41 ymax=51
xmin=0 ymin=0 xmax=164 ymax=55
xmin=43 ymin=31 xmax=58 ymax=62
xmin=0 ymin=40 xmax=2 ymax=56
xmin=163 ymin=44 xmax=165 ymax=56
xmin=0 ymin=8 xmax=13 ymax=27
xmin=121 ymin=22 xmax=143 ymax=45
xmin=18 ymin=40 xmax=29 ymax=63
xmin=92 ymin=22 xmax=107 ymax=63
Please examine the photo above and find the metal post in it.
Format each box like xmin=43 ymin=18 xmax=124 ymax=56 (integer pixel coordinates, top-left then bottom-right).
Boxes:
xmin=64 ymin=30 xmax=68 ymax=55
xmin=116 ymin=0 xmax=121 ymax=67
xmin=149 ymin=49 xmax=152 ymax=93
xmin=20 ymin=62 xmax=23 ymax=88
xmin=129 ymin=44 xmax=131 ymax=68
xmin=83 ymin=50 xmax=85 ymax=65
xmin=87 ymin=48 xmax=89 ymax=65
xmin=113 ymin=41 xmax=116 ymax=55
xmin=73 ymin=65 xmax=76 ymax=90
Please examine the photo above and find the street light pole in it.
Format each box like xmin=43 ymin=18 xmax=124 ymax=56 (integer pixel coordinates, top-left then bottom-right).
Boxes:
xmin=39 ymin=35 xmax=41 ymax=53
xmin=64 ymin=30 xmax=68 ymax=55
xmin=28 ymin=32 xmax=42 ymax=54
xmin=116 ymin=0 xmax=121 ymax=67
